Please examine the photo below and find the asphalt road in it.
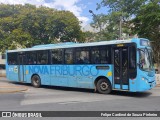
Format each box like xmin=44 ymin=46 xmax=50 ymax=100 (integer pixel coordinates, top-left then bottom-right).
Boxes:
xmin=0 ymin=78 xmax=160 ymax=120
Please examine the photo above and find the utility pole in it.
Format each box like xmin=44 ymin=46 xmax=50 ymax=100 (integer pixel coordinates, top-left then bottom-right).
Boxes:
xmin=119 ymin=16 xmax=122 ymax=40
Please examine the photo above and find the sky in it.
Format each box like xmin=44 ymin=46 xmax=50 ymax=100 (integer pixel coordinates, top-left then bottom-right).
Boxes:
xmin=0 ymin=0 xmax=108 ymax=28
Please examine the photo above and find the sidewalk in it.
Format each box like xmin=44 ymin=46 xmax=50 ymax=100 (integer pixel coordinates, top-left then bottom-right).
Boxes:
xmin=0 ymin=77 xmax=28 ymax=93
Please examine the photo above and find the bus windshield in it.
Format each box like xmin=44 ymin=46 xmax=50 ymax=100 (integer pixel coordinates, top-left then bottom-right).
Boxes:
xmin=139 ymin=48 xmax=154 ymax=71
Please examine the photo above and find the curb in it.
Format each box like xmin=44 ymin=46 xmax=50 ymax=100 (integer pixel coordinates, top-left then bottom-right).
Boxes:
xmin=0 ymin=78 xmax=28 ymax=93
xmin=0 ymin=87 xmax=28 ymax=93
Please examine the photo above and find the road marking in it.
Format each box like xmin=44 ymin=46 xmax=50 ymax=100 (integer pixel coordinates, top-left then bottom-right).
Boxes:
xmin=58 ymin=101 xmax=81 ymax=104
xmin=21 ymin=90 xmax=132 ymax=105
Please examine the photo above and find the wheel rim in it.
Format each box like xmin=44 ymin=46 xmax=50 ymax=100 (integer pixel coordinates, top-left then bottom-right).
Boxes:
xmin=33 ymin=76 xmax=39 ymax=86
xmin=100 ymin=82 xmax=108 ymax=91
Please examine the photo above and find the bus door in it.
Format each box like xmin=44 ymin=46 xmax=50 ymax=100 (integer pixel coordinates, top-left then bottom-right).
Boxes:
xmin=113 ymin=47 xmax=129 ymax=90
xmin=18 ymin=53 xmax=26 ymax=82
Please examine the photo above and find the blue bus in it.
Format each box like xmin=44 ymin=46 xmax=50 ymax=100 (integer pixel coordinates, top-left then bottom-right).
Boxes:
xmin=6 ymin=38 xmax=156 ymax=94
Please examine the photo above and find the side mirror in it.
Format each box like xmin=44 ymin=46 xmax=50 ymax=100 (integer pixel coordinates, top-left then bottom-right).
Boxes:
xmin=137 ymin=63 xmax=143 ymax=68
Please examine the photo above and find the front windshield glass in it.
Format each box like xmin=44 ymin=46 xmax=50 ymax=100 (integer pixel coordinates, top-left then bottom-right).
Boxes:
xmin=139 ymin=48 xmax=154 ymax=71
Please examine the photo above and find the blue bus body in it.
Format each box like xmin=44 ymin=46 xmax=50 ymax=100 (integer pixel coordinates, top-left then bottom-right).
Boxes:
xmin=7 ymin=65 xmax=113 ymax=88
xmin=6 ymin=38 xmax=156 ymax=93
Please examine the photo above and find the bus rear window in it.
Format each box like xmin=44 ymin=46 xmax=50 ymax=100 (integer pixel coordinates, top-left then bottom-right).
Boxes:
xmin=7 ymin=52 xmax=18 ymax=65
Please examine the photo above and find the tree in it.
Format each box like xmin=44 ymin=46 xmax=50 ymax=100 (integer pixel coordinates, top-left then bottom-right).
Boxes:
xmin=0 ymin=4 xmax=83 ymax=52
xmin=97 ymin=0 xmax=146 ymax=15
xmin=49 ymin=11 xmax=82 ymax=42
xmin=82 ymin=31 xmax=96 ymax=42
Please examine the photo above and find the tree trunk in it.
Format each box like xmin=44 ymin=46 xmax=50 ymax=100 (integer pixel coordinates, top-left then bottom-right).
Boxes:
xmin=157 ymin=63 xmax=160 ymax=74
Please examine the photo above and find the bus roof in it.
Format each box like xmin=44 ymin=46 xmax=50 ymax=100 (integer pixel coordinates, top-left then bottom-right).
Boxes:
xmin=7 ymin=39 xmax=133 ymax=53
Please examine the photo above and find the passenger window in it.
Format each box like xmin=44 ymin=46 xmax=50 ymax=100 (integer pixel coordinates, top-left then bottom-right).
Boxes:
xmin=91 ymin=46 xmax=111 ymax=64
xmin=65 ymin=49 xmax=73 ymax=64
xmin=91 ymin=47 xmax=100 ymax=64
xmin=37 ymin=51 xmax=48 ymax=64
xmin=18 ymin=54 xmax=26 ymax=65
xmin=51 ymin=49 xmax=63 ymax=64
xmin=26 ymin=52 xmax=37 ymax=64
xmin=76 ymin=48 xmax=90 ymax=64
xmin=100 ymin=47 xmax=110 ymax=64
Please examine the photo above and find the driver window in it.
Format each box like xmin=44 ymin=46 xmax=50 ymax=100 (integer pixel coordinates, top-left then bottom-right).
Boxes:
xmin=129 ymin=46 xmax=137 ymax=79
xmin=140 ymin=50 xmax=145 ymax=68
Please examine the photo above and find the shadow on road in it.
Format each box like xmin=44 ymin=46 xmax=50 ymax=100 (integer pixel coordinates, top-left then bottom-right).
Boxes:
xmin=10 ymin=82 xmax=152 ymax=98
xmin=110 ymin=90 xmax=152 ymax=98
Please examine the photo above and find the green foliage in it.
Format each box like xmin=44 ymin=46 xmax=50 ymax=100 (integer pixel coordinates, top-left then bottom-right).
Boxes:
xmin=98 ymin=0 xmax=146 ymax=15
xmin=0 ymin=4 xmax=83 ymax=52
xmin=50 ymin=11 xmax=82 ymax=42
xmin=92 ymin=0 xmax=145 ymax=40
xmin=132 ymin=1 xmax=160 ymax=39
xmin=82 ymin=31 xmax=96 ymax=42
xmin=132 ymin=1 xmax=160 ymax=64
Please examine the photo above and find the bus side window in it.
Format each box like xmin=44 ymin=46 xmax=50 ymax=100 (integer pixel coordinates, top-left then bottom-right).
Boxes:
xmin=64 ymin=49 xmax=73 ymax=64
xmin=91 ymin=47 xmax=100 ymax=64
xmin=100 ymin=46 xmax=111 ymax=64
xmin=76 ymin=48 xmax=90 ymax=64
xmin=37 ymin=51 xmax=48 ymax=64
xmin=26 ymin=52 xmax=37 ymax=65
xmin=51 ymin=49 xmax=63 ymax=64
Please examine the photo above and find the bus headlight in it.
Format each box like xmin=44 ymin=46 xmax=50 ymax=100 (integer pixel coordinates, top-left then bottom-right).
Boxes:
xmin=141 ymin=77 xmax=148 ymax=84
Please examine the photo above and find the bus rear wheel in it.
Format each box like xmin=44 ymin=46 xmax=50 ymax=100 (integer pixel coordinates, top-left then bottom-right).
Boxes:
xmin=96 ymin=78 xmax=112 ymax=94
xmin=31 ymin=75 xmax=41 ymax=88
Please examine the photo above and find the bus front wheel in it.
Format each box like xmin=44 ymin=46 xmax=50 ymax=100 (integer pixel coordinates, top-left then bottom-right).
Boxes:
xmin=96 ymin=78 xmax=112 ymax=94
xmin=31 ymin=75 xmax=41 ymax=88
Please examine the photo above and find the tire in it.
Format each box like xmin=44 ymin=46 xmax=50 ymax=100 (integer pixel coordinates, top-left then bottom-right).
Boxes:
xmin=96 ymin=78 xmax=112 ymax=94
xmin=31 ymin=75 xmax=41 ymax=88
